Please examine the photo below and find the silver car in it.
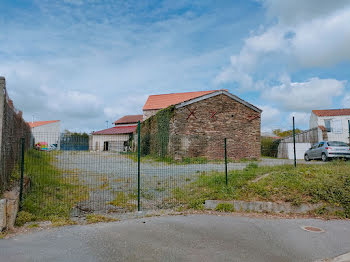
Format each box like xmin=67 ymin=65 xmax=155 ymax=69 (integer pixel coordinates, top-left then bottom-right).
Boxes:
xmin=304 ymin=141 xmax=350 ymax=162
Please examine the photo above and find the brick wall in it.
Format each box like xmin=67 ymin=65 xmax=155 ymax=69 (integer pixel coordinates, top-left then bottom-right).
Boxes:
xmin=0 ymin=77 xmax=31 ymax=193
xmin=169 ymin=94 xmax=261 ymax=160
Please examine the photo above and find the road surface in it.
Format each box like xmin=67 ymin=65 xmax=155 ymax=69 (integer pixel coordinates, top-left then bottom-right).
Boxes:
xmin=1 ymin=214 xmax=349 ymax=262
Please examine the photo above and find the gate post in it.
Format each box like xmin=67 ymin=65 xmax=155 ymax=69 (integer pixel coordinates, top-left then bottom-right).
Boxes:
xmin=137 ymin=120 xmax=141 ymax=212
xmin=293 ymin=116 xmax=296 ymax=168
xmin=224 ymin=138 xmax=228 ymax=186
xmin=19 ymin=137 xmax=25 ymax=210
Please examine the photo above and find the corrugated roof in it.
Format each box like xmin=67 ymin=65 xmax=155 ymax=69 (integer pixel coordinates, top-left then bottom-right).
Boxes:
xmin=143 ymin=90 xmax=220 ymax=110
xmin=312 ymin=109 xmax=350 ymax=117
xmin=113 ymin=115 xmax=143 ymax=125
xmin=92 ymin=125 xmax=137 ymax=135
xmin=28 ymin=120 xmax=60 ymax=128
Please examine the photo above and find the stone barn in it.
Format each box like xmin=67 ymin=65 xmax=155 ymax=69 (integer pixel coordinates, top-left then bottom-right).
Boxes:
xmin=141 ymin=90 xmax=262 ymax=160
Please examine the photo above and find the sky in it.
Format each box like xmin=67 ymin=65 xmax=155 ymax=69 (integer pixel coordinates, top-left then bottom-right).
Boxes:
xmin=1 ymin=0 xmax=350 ymax=133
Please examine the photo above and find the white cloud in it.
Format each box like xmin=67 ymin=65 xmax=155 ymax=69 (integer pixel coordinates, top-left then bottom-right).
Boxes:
xmin=342 ymin=94 xmax=350 ymax=108
xmin=288 ymin=112 xmax=310 ymax=128
xmin=263 ymin=77 xmax=346 ymax=112
xmin=258 ymin=105 xmax=281 ymax=126
xmin=261 ymin=0 xmax=350 ymax=26
xmin=216 ymin=2 xmax=350 ymax=90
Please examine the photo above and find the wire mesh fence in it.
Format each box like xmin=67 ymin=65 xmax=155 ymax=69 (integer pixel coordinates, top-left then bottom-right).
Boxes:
xmin=3 ymin=120 xmax=350 ymax=219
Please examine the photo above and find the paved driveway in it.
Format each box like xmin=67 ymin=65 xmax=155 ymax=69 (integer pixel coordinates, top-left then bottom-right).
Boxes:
xmin=1 ymin=215 xmax=349 ymax=262
xmin=54 ymin=152 xmax=324 ymax=212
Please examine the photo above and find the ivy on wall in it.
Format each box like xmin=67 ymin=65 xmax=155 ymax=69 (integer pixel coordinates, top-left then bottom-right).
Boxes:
xmin=140 ymin=105 xmax=175 ymax=157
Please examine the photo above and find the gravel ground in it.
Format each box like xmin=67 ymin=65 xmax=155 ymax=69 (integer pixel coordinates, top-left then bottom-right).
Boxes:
xmin=54 ymin=151 xmax=323 ymax=214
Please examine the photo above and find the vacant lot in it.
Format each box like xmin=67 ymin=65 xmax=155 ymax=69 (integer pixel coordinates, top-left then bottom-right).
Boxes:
xmin=19 ymin=150 xmax=333 ymax=226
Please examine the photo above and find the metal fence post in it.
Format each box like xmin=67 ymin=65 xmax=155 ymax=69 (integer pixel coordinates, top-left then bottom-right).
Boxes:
xmin=19 ymin=137 xmax=25 ymax=210
xmin=137 ymin=120 xmax=141 ymax=212
xmin=293 ymin=117 xmax=296 ymax=168
xmin=224 ymin=138 xmax=228 ymax=186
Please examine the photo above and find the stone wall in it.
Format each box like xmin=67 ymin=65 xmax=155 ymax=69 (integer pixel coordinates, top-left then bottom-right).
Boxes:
xmin=169 ymin=94 xmax=261 ymax=160
xmin=0 ymin=77 xmax=31 ymax=194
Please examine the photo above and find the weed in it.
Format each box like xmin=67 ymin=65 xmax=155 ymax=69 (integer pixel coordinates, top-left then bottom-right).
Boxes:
xmin=86 ymin=214 xmax=118 ymax=224
xmin=215 ymin=203 xmax=234 ymax=212
xmin=15 ymin=211 xmax=36 ymax=227
xmin=108 ymin=192 xmax=137 ymax=211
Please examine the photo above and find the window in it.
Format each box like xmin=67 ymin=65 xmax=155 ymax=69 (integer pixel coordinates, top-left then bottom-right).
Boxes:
xmin=324 ymin=119 xmax=332 ymax=132
xmin=318 ymin=142 xmax=324 ymax=148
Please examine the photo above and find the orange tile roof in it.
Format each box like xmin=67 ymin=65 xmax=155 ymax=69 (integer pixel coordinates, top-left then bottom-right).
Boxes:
xmin=92 ymin=125 xmax=137 ymax=135
xmin=28 ymin=120 xmax=60 ymax=128
xmin=312 ymin=109 xmax=350 ymax=117
xmin=143 ymin=90 xmax=221 ymax=110
xmin=113 ymin=115 xmax=143 ymax=125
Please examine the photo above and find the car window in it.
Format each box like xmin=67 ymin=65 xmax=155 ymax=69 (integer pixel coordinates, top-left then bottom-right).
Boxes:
xmin=318 ymin=142 xmax=324 ymax=148
xmin=327 ymin=141 xmax=348 ymax=147
xmin=312 ymin=144 xmax=318 ymax=149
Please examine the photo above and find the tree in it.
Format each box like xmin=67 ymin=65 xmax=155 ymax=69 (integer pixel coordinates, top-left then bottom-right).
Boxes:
xmin=273 ymin=128 xmax=303 ymax=138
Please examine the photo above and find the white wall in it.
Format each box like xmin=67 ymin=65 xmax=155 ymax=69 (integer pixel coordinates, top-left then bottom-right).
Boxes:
xmin=287 ymin=143 xmax=312 ymax=159
xmin=31 ymin=121 xmax=61 ymax=147
xmin=90 ymin=134 xmax=130 ymax=151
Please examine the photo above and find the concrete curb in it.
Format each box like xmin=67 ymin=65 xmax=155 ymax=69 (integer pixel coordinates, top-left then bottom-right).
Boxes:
xmin=204 ymin=200 xmax=343 ymax=214
xmin=315 ymin=252 xmax=350 ymax=262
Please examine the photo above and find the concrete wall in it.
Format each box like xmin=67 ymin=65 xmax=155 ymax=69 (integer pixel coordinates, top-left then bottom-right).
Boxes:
xmin=31 ymin=121 xmax=61 ymax=147
xmin=90 ymin=134 xmax=130 ymax=151
xmin=277 ymin=142 xmax=312 ymax=159
xmin=167 ymin=94 xmax=261 ymax=160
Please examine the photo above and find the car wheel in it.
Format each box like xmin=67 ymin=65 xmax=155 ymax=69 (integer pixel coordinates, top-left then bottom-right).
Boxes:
xmin=321 ymin=153 xmax=328 ymax=162
xmin=304 ymin=154 xmax=310 ymax=161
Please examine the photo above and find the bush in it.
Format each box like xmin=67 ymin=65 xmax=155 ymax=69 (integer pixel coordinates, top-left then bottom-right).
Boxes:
xmin=261 ymin=137 xmax=280 ymax=157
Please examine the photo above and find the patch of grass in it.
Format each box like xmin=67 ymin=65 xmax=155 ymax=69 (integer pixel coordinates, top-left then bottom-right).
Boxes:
xmin=216 ymin=203 xmax=234 ymax=212
xmin=26 ymin=223 xmax=39 ymax=228
xmin=16 ymin=150 xmax=88 ymax=225
xmin=0 ymin=232 xmax=7 ymax=239
xmin=15 ymin=211 xmax=36 ymax=227
xmin=86 ymin=214 xmax=118 ymax=224
xmin=108 ymin=192 xmax=137 ymax=211
xmin=174 ymin=161 xmax=350 ymax=217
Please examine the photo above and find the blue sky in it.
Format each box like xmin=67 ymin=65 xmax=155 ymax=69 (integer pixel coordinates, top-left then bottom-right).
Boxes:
xmin=1 ymin=0 xmax=350 ymax=132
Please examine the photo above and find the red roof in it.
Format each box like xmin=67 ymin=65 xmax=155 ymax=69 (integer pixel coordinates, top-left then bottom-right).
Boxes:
xmin=312 ymin=109 xmax=350 ymax=117
xmin=28 ymin=120 xmax=60 ymax=128
xmin=92 ymin=125 xmax=137 ymax=135
xmin=113 ymin=115 xmax=143 ymax=125
xmin=143 ymin=90 xmax=221 ymax=110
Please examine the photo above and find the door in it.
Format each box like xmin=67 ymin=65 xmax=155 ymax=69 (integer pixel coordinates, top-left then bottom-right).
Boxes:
xmin=313 ymin=142 xmax=324 ymax=159
xmin=103 ymin=141 xmax=109 ymax=151
xmin=348 ymin=120 xmax=350 ymax=144
xmin=309 ymin=143 xmax=319 ymax=159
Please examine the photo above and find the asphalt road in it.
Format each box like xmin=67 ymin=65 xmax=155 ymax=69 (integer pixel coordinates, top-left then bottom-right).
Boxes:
xmin=1 ymin=215 xmax=349 ymax=262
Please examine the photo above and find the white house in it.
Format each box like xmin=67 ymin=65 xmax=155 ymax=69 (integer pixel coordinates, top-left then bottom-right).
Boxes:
xmin=28 ymin=120 xmax=61 ymax=147
xmin=90 ymin=115 xmax=142 ymax=152
xmin=310 ymin=109 xmax=350 ymax=143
